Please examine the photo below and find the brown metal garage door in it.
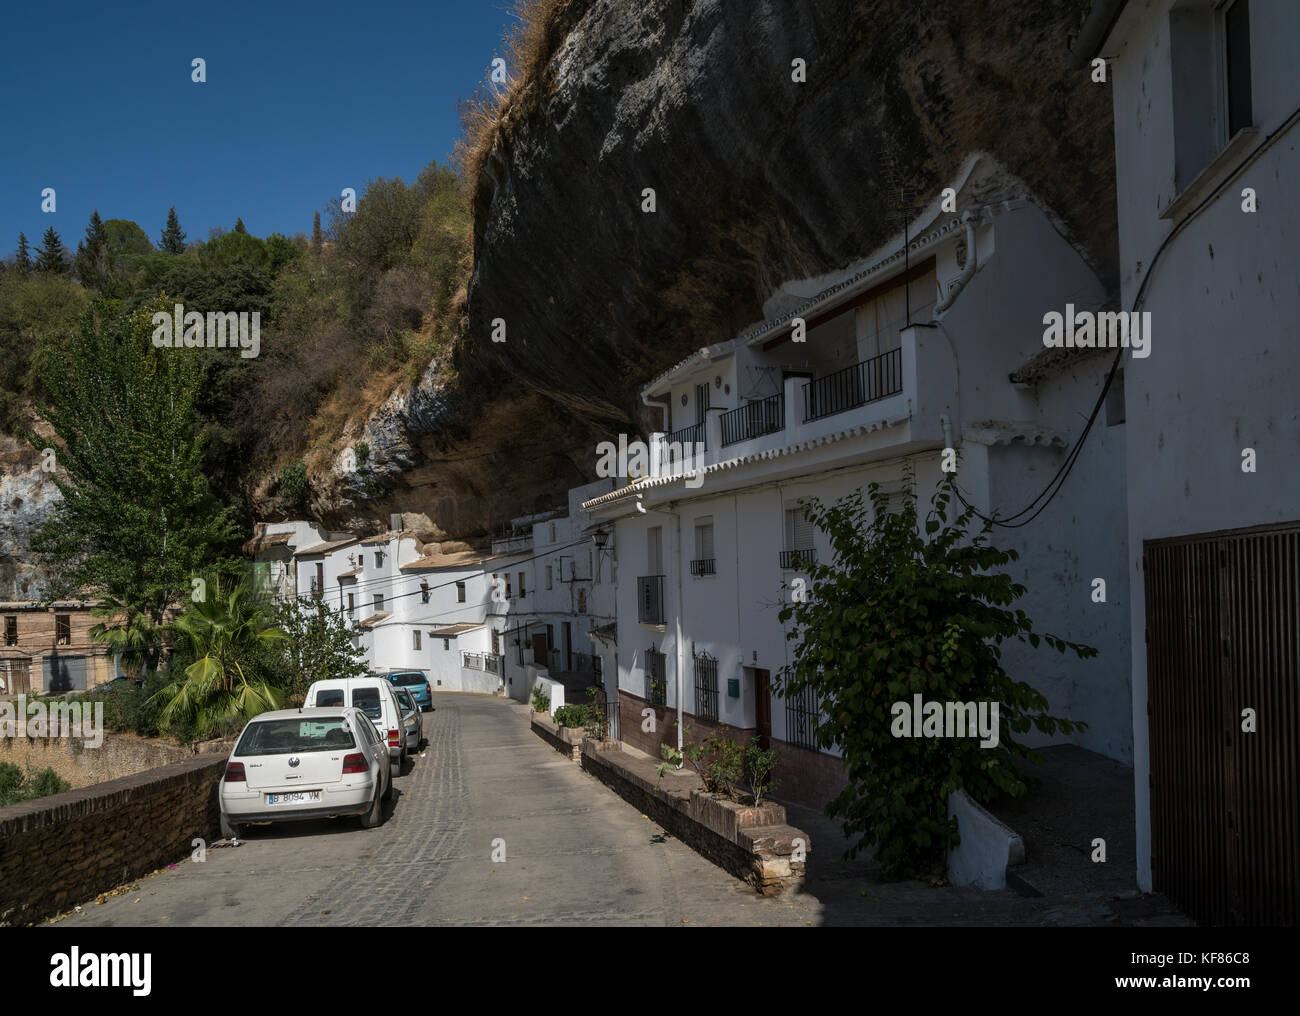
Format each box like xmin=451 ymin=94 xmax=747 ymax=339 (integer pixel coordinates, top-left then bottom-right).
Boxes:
xmin=1145 ymin=521 xmax=1300 ymax=925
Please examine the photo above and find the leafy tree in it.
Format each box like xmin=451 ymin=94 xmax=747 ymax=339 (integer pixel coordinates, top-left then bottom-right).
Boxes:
xmin=28 ymin=300 xmax=242 ymax=625
xmin=0 ymin=763 xmax=72 ymax=806
xmin=152 ymin=578 xmax=286 ymax=738
xmin=34 ymin=226 xmax=66 ymax=273
xmin=278 ymin=459 xmax=310 ymax=508
xmin=775 ymin=474 xmax=1093 ymax=880
xmin=159 ymin=206 xmax=186 ymax=254
xmin=14 ymin=233 xmax=33 ymax=273
xmin=311 ymin=211 xmax=323 ymax=258
xmin=272 ymin=595 xmax=368 ymax=699
xmin=234 ymin=217 xmax=247 ymax=234
xmin=74 ymin=210 xmax=109 ymax=289
xmin=0 ymin=271 xmax=90 ymax=432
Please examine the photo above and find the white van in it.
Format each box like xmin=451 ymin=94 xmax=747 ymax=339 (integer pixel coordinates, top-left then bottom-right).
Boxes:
xmin=305 ymin=677 xmax=406 ymax=778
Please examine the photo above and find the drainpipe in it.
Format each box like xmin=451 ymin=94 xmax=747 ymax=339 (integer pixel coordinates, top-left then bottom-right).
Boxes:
xmin=935 ymin=211 xmax=979 ymax=314
xmin=674 ymin=504 xmax=684 ymax=764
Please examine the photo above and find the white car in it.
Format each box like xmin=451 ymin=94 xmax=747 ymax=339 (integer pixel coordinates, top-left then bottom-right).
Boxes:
xmin=392 ymin=685 xmax=422 ymax=753
xmin=219 ymin=707 xmax=390 ymax=839
xmin=305 ymin=677 xmax=406 ymax=778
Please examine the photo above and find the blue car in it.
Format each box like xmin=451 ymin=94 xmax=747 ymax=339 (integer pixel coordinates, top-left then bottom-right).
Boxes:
xmin=380 ymin=670 xmax=433 ymax=711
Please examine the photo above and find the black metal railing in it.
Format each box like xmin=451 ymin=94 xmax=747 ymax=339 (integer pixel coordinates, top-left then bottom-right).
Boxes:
xmin=689 ymin=558 xmax=716 ymax=577
xmin=638 ymin=574 xmax=666 ymax=624
xmin=694 ymin=651 xmax=719 ymax=722
xmin=669 ymin=421 xmax=705 ymax=450
xmin=779 ymin=548 xmax=817 ymax=570
xmin=462 ymin=651 xmax=504 ymax=675
xmin=785 ymin=685 xmax=820 ymax=750
xmin=646 ymin=650 xmax=667 ymax=705
xmin=802 ymin=347 xmax=903 ymax=422
xmin=720 ymin=393 xmax=784 ymax=446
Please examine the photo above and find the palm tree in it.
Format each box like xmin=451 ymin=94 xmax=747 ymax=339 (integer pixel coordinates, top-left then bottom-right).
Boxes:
xmin=151 ymin=578 xmax=287 ymax=737
xmin=88 ymin=597 xmax=159 ymax=682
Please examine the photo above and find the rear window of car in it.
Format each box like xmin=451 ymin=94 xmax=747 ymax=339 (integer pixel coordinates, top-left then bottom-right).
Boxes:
xmin=235 ymin=718 xmax=356 ymax=756
xmin=350 ymin=686 xmax=384 ymax=719
xmin=389 ymin=673 xmax=427 ymax=686
xmin=315 ymin=689 xmax=345 ymax=707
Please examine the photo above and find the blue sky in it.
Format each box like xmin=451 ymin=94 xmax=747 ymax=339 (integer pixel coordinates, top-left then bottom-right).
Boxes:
xmin=0 ymin=0 xmax=518 ymax=255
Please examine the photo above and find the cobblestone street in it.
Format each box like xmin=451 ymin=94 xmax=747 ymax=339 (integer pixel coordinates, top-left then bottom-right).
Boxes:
xmin=52 ymin=693 xmax=1189 ymax=928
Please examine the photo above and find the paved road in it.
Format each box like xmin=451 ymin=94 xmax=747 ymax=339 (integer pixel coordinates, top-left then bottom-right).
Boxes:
xmin=50 ymin=693 xmax=1189 ymax=927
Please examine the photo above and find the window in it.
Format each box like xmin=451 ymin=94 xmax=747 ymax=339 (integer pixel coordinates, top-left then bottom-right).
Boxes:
xmin=3 ymin=616 xmax=15 ymax=647
xmin=549 ymin=522 xmax=556 ymax=543
xmin=55 ymin=614 xmax=71 ymax=646
xmin=546 ymin=564 xmax=553 ymax=590
xmin=347 ymin=593 xmax=355 ymax=616
xmin=420 ymin=582 xmax=430 ymax=604
xmin=351 ymin=686 xmax=382 ymax=719
xmin=1224 ymin=0 xmax=1252 ymax=138
xmin=782 ymin=504 xmax=817 ymax=569
xmin=578 ymin=589 xmax=588 ymax=614
xmin=456 ymin=581 xmax=466 ymax=602
xmin=785 ymin=685 xmax=820 ymax=750
xmin=645 ymin=648 xmax=667 ymax=705
xmin=518 ymin=572 xmax=526 ymax=598
xmin=443 ymin=638 xmax=450 ymax=651
xmin=413 ymin=630 xmax=422 ymax=651
xmin=316 ymin=688 xmax=345 ymax=708
xmin=505 ymin=574 xmax=512 ymax=599
xmin=693 ymin=517 xmax=715 ymax=576
xmin=374 ymin=550 xmax=384 ymax=567
xmin=694 ymin=650 xmax=719 ymax=722
xmin=647 ymin=526 xmax=663 ymax=574
xmin=373 ymin=593 xmax=384 ymax=612
xmin=492 ymin=630 xmax=501 ymax=655
xmin=314 ymin=562 xmax=324 ymax=598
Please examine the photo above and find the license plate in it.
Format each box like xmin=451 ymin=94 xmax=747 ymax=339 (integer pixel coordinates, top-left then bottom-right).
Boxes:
xmin=267 ymin=791 xmax=321 ymax=805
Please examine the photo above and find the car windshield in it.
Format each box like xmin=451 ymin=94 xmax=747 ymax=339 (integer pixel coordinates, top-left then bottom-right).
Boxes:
xmin=235 ymin=718 xmax=355 ymax=756
xmin=390 ymin=673 xmax=426 ymax=686
xmin=350 ymin=686 xmax=383 ymax=719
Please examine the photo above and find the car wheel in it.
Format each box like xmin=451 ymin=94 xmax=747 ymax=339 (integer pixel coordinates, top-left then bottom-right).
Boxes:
xmin=382 ymin=766 xmax=394 ymax=802
xmin=220 ymin=812 xmax=244 ymax=840
xmin=390 ymin=756 xmax=401 ymax=781
xmin=359 ymin=787 xmax=384 ymax=829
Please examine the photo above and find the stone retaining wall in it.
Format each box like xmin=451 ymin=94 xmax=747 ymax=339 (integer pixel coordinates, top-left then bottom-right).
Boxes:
xmin=0 ymin=754 xmax=228 ymax=926
xmin=0 ymin=732 xmax=192 ymax=790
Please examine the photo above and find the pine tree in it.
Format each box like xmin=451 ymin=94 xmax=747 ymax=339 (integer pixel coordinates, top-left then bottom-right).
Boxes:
xmin=311 ymin=211 xmax=322 ymax=258
xmin=159 ymin=206 xmax=186 ymax=254
xmin=234 ymin=217 xmax=247 ymax=233
xmin=15 ymin=232 xmax=33 ymax=273
xmin=34 ymin=226 xmax=66 ymax=273
xmin=74 ymin=210 xmax=109 ymax=287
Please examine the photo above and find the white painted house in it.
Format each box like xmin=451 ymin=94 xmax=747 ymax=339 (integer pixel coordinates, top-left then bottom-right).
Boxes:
xmin=1077 ymin=0 xmax=1300 ymax=925
xmin=584 ymin=153 xmax=1133 ymax=807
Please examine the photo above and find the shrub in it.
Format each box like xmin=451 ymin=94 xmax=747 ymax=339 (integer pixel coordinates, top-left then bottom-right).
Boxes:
xmin=776 ymin=472 xmax=1092 ymax=880
xmin=553 ymin=704 xmax=586 ymax=728
xmin=0 ymin=762 xmax=72 ymax=806
xmin=530 ymin=686 xmax=550 ymax=712
xmin=744 ymin=738 xmax=782 ymax=806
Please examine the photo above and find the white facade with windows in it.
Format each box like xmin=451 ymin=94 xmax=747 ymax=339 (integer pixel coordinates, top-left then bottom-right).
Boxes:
xmin=585 ymin=153 xmax=1134 ymax=805
xmin=1081 ymin=0 xmax=1300 ymax=895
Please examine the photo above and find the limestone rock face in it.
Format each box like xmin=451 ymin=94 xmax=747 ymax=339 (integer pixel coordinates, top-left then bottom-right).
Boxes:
xmin=460 ymin=0 xmax=1116 ymax=432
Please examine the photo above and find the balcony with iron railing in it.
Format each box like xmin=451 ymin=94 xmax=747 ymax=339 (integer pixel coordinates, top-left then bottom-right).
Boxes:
xmin=802 ymin=347 xmax=903 ymax=422
xmin=689 ymin=558 xmax=716 ymax=577
xmin=637 ymin=575 xmax=666 ymax=625
xmin=779 ymin=548 xmax=817 ymax=570
xmin=720 ymin=392 xmax=784 ymax=446
xmin=642 ymin=326 xmax=956 ymax=483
